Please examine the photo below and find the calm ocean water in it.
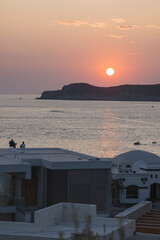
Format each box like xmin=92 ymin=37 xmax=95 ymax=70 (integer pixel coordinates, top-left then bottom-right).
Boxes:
xmin=0 ymin=94 xmax=160 ymax=158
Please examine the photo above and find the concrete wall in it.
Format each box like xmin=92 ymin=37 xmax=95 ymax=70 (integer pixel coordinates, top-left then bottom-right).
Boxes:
xmin=47 ymin=169 xmax=111 ymax=214
xmin=0 ymin=221 xmax=35 ymax=232
xmin=69 ymin=169 xmax=110 ymax=213
xmin=34 ymin=202 xmax=135 ymax=239
xmin=63 ymin=203 xmax=96 ymax=221
xmin=15 ymin=211 xmax=25 ymax=222
xmin=34 ymin=203 xmax=64 ymax=231
xmin=32 ymin=166 xmax=45 ymax=209
xmin=0 ymin=202 xmax=135 ymax=240
xmin=115 ymin=201 xmax=152 ymax=220
xmin=34 ymin=202 xmax=96 ymax=231
xmin=111 ymin=218 xmax=135 ymax=240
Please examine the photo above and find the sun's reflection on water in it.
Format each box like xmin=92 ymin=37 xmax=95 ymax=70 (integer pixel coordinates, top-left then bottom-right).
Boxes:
xmin=98 ymin=110 xmax=120 ymax=158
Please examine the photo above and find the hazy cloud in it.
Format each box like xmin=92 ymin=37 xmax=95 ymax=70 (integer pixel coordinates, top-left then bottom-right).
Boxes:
xmin=88 ymin=22 xmax=108 ymax=28
xmin=58 ymin=20 xmax=88 ymax=26
xmin=58 ymin=20 xmax=108 ymax=28
xmin=109 ymin=34 xmax=123 ymax=39
xmin=128 ymin=52 xmax=143 ymax=55
xmin=117 ymin=25 xmax=139 ymax=30
xmin=147 ymin=24 xmax=160 ymax=29
xmin=112 ymin=18 xmax=125 ymax=23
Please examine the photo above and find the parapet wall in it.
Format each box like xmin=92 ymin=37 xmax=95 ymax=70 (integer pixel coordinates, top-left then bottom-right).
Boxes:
xmin=0 ymin=202 xmax=135 ymax=240
xmin=0 ymin=203 xmax=96 ymax=232
xmin=34 ymin=202 xmax=96 ymax=231
xmin=115 ymin=201 xmax=152 ymax=220
xmin=0 ymin=221 xmax=35 ymax=232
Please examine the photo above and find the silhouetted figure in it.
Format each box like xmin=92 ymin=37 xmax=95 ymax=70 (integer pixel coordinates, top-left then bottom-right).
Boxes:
xmin=20 ymin=141 xmax=25 ymax=148
xmin=9 ymin=139 xmax=17 ymax=148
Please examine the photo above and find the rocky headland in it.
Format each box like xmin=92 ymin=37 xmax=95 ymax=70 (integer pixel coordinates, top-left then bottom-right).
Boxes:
xmin=38 ymin=82 xmax=160 ymax=101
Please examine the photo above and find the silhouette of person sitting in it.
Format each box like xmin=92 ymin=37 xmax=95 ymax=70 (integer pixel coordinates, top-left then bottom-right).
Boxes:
xmin=9 ymin=139 xmax=17 ymax=148
xmin=20 ymin=141 xmax=25 ymax=148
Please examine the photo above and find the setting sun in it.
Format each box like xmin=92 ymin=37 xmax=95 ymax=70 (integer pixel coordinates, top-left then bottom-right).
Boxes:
xmin=106 ymin=68 xmax=115 ymax=76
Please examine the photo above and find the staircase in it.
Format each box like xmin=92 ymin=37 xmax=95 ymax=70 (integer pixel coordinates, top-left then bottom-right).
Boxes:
xmin=136 ymin=209 xmax=160 ymax=234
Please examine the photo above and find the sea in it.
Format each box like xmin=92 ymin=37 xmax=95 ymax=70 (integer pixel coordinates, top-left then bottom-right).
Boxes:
xmin=0 ymin=94 xmax=160 ymax=158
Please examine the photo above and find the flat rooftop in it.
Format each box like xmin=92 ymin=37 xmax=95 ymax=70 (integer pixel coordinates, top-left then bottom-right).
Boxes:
xmin=0 ymin=148 xmax=112 ymax=171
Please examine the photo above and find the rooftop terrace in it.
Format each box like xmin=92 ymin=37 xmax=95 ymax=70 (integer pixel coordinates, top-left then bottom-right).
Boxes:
xmin=0 ymin=148 xmax=112 ymax=170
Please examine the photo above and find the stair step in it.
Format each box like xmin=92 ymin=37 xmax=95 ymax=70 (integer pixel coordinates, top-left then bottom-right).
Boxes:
xmin=146 ymin=213 xmax=160 ymax=217
xmin=142 ymin=215 xmax=160 ymax=219
xmin=139 ymin=217 xmax=160 ymax=221
xmin=136 ymin=208 xmax=160 ymax=234
xmin=136 ymin=226 xmax=160 ymax=234
xmin=136 ymin=220 xmax=160 ymax=224
xmin=151 ymin=209 xmax=160 ymax=213
xmin=136 ymin=222 xmax=160 ymax=227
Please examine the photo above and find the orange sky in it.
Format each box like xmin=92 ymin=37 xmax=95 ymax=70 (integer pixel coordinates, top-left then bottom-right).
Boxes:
xmin=0 ymin=0 xmax=160 ymax=94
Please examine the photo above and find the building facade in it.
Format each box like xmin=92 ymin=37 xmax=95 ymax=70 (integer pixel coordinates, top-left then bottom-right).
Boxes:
xmin=0 ymin=148 xmax=112 ymax=222
xmin=112 ymin=150 xmax=160 ymax=204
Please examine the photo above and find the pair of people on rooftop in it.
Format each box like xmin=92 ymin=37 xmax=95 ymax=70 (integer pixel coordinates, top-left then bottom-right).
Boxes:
xmin=9 ymin=139 xmax=25 ymax=149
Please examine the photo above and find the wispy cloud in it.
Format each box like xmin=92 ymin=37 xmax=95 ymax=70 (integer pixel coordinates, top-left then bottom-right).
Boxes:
xmin=57 ymin=20 xmax=108 ymax=28
xmin=112 ymin=18 xmax=125 ymax=23
xmin=109 ymin=34 xmax=123 ymax=39
xmin=57 ymin=20 xmax=88 ymax=27
xmin=147 ymin=24 xmax=160 ymax=29
xmin=88 ymin=22 xmax=108 ymax=28
xmin=117 ymin=25 xmax=139 ymax=30
xmin=128 ymin=52 xmax=143 ymax=55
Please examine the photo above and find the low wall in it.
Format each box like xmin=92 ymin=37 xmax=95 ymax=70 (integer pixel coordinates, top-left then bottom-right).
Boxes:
xmin=0 ymin=221 xmax=35 ymax=232
xmin=34 ymin=203 xmax=64 ymax=231
xmin=112 ymin=219 xmax=135 ymax=240
xmin=0 ymin=203 xmax=135 ymax=239
xmin=63 ymin=203 xmax=96 ymax=222
xmin=115 ymin=201 xmax=152 ymax=220
xmin=92 ymin=217 xmax=135 ymax=240
xmin=0 ymin=206 xmax=16 ymax=214
xmin=0 ymin=203 xmax=97 ymax=233
xmin=34 ymin=202 xmax=96 ymax=231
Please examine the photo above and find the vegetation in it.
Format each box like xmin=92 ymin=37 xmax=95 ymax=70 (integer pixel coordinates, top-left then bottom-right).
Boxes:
xmin=111 ymin=179 xmax=124 ymax=206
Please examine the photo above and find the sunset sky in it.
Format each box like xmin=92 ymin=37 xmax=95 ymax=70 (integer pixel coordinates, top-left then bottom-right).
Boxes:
xmin=1 ymin=0 xmax=160 ymax=94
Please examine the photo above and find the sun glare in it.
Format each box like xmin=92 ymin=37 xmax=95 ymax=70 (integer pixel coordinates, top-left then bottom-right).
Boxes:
xmin=106 ymin=68 xmax=114 ymax=76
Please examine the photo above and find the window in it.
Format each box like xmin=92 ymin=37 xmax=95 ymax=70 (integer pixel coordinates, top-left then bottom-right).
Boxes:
xmin=126 ymin=185 xmax=138 ymax=199
xmin=155 ymin=174 xmax=157 ymax=178
xmin=151 ymin=174 xmax=153 ymax=178
xmin=126 ymin=165 xmax=131 ymax=168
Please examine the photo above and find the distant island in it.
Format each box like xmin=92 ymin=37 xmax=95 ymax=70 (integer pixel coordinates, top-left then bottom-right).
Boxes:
xmin=38 ymin=83 xmax=160 ymax=101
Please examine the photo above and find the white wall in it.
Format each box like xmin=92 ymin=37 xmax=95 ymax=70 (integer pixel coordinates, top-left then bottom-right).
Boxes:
xmin=120 ymin=188 xmax=150 ymax=204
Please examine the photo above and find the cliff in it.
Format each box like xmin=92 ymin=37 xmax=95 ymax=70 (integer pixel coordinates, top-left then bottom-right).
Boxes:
xmin=38 ymin=83 xmax=160 ymax=101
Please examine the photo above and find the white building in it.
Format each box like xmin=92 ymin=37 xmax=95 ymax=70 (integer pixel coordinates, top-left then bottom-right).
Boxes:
xmin=112 ymin=150 xmax=160 ymax=204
